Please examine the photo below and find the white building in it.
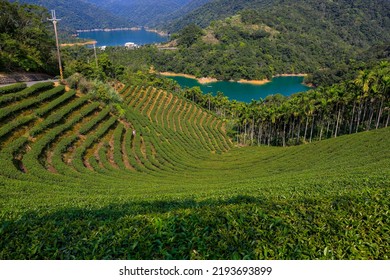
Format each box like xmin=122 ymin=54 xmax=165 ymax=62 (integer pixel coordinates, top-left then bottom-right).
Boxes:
xmin=125 ymin=42 xmax=139 ymax=49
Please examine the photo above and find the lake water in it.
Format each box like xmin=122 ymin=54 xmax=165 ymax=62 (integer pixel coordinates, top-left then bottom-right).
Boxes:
xmin=77 ymin=30 xmax=309 ymax=102
xmin=168 ymin=76 xmax=311 ymax=103
xmin=78 ymin=29 xmax=168 ymax=47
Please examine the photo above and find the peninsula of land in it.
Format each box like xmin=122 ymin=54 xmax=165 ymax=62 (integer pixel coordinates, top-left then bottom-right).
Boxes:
xmin=237 ymin=79 xmax=270 ymax=85
xmin=274 ymin=73 xmax=308 ymax=77
xmin=160 ymin=72 xmax=308 ymax=85
xmin=160 ymin=72 xmax=274 ymax=85
xmin=160 ymin=72 xmax=218 ymax=84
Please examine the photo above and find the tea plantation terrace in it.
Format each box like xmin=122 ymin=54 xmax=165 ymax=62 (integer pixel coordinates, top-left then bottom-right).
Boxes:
xmin=0 ymin=82 xmax=389 ymax=259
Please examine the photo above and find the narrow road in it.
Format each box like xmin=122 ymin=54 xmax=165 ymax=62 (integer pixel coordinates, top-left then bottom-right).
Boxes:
xmin=0 ymin=79 xmax=58 ymax=88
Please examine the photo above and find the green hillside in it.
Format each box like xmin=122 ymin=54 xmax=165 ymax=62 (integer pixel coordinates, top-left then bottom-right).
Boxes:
xmin=11 ymin=0 xmax=134 ymax=32
xmin=164 ymin=0 xmax=275 ymax=32
xmin=166 ymin=0 xmax=390 ymax=37
xmin=155 ymin=0 xmax=390 ymax=82
xmin=151 ymin=0 xmax=212 ymax=28
xmin=85 ymin=0 xmax=204 ymax=27
xmin=0 ymin=82 xmax=389 ymax=259
xmin=1 ymin=0 xmax=389 ymax=261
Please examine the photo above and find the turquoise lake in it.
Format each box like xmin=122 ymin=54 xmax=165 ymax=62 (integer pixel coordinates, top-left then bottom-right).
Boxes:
xmin=78 ymin=29 xmax=168 ymax=47
xmin=77 ymin=30 xmax=310 ymax=102
xmin=168 ymin=76 xmax=311 ymax=103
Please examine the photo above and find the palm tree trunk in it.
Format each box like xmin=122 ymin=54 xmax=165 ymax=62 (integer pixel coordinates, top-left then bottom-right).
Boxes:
xmin=237 ymin=125 xmax=240 ymax=145
xmin=304 ymin=116 xmax=309 ymax=142
xmin=318 ymin=114 xmax=324 ymax=141
xmin=268 ymin=125 xmax=272 ymax=146
xmin=335 ymin=107 xmax=341 ymax=138
xmin=251 ymin=116 xmax=255 ymax=146
xmin=287 ymin=121 xmax=292 ymax=141
xmin=367 ymin=102 xmax=374 ymax=131
xmin=362 ymin=100 xmax=368 ymax=130
xmin=310 ymin=115 xmax=315 ymax=142
xmin=376 ymin=98 xmax=384 ymax=129
xmin=356 ymin=103 xmax=363 ymax=133
xmin=244 ymin=123 xmax=247 ymax=145
xmin=290 ymin=116 xmax=295 ymax=140
xmin=326 ymin=120 xmax=331 ymax=138
xmin=257 ymin=123 xmax=262 ymax=146
xmin=283 ymin=121 xmax=287 ymax=147
xmin=331 ymin=116 xmax=336 ymax=138
xmin=349 ymin=101 xmax=356 ymax=134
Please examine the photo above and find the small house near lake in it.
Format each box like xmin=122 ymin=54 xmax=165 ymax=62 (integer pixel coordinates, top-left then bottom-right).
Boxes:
xmin=125 ymin=42 xmax=139 ymax=49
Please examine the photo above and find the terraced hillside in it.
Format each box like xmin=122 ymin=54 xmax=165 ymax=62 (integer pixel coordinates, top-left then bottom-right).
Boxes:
xmin=0 ymin=82 xmax=389 ymax=259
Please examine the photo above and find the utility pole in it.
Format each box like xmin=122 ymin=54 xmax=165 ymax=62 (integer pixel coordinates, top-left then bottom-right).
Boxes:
xmin=93 ymin=43 xmax=98 ymax=68
xmin=48 ymin=10 xmax=63 ymax=80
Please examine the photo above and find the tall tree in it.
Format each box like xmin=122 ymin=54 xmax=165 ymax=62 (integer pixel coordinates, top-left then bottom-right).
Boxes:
xmin=0 ymin=0 xmax=56 ymax=73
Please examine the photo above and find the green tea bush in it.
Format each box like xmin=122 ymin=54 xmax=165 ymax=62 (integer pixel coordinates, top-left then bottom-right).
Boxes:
xmin=1 ymin=83 xmax=388 ymax=260
xmin=0 ymin=83 xmax=26 ymax=95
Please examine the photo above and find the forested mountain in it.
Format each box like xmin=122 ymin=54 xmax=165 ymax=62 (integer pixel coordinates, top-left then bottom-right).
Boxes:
xmin=11 ymin=0 xmax=134 ymax=32
xmin=164 ymin=0 xmax=275 ymax=32
xmin=165 ymin=0 xmax=390 ymax=33
xmin=151 ymin=0 xmax=390 ymax=82
xmin=148 ymin=0 xmax=212 ymax=28
xmin=84 ymin=0 xmax=210 ymax=27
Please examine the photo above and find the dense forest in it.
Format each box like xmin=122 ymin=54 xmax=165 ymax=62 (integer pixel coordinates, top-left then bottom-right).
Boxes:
xmin=0 ymin=0 xmax=57 ymax=73
xmin=150 ymin=0 xmax=390 ymax=83
xmin=149 ymin=0 xmax=212 ymax=28
xmin=11 ymin=0 xmax=133 ymax=32
xmin=165 ymin=0 xmax=390 ymax=33
xmin=163 ymin=0 xmax=275 ymax=32
xmin=84 ymin=0 xmax=207 ymax=27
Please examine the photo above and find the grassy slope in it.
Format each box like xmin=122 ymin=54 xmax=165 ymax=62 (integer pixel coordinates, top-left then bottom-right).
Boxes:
xmin=0 ymin=84 xmax=389 ymax=259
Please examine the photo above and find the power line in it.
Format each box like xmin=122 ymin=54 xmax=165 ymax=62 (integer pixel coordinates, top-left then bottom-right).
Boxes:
xmin=48 ymin=10 xmax=63 ymax=80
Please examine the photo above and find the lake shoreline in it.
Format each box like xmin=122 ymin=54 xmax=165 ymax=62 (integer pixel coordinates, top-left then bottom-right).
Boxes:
xmin=76 ymin=27 xmax=142 ymax=33
xmin=76 ymin=27 xmax=168 ymax=37
xmin=160 ymin=72 xmax=308 ymax=85
xmin=77 ymin=28 xmax=168 ymax=47
xmin=160 ymin=72 xmax=218 ymax=84
xmin=274 ymin=73 xmax=308 ymax=77
xmin=160 ymin=72 xmax=269 ymax=85
xmin=161 ymin=72 xmax=311 ymax=102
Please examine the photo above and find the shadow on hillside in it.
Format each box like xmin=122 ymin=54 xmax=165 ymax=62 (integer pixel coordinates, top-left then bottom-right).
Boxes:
xmin=0 ymin=195 xmax=287 ymax=259
xmin=4 ymin=195 xmax=263 ymax=224
xmin=1 ymin=193 xmax=388 ymax=260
